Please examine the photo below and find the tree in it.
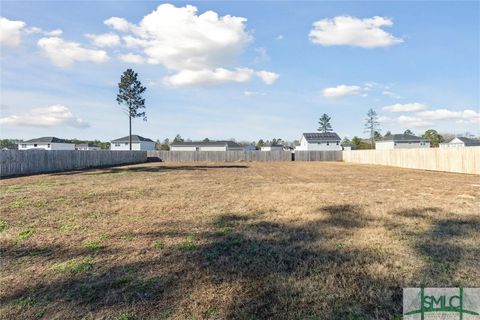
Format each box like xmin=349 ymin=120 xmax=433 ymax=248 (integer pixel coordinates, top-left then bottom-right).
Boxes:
xmin=374 ymin=131 xmax=382 ymax=141
xmin=384 ymin=131 xmax=392 ymax=137
xmin=422 ymin=129 xmax=444 ymax=147
xmin=318 ymin=114 xmax=333 ymax=133
xmin=341 ymin=137 xmax=351 ymax=145
xmin=404 ymin=129 xmax=414 ymax=135
xmin=256 ymin=139 xmax=265 ymax=148
xmin=173 ymin=134 xmax=184 ymax=143
xmin=203 ymin=138 xmax=210 ymax=142
xmin=351 ymin=136 xmax=362 ymax=148
xmin=117 ymin=69 xmax=147 ymax=150
xmin=364 ymin=108 xmax=380 ymax=148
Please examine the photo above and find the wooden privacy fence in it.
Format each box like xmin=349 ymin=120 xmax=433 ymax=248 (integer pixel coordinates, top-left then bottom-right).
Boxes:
xmin=0 ymin=150 xmax=147 ymax=178
xmin=295 ymin=151 xmax=343 ymax=161
xmin=148 ymin=150 xmax=293 ymax=162
xmin=342 ymin=147 xmax=480 ymax=175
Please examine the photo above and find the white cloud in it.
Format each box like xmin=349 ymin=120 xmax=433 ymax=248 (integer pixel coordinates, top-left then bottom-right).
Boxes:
xmin=309 ymin=16 xmax=403 ymax=48
xmin=383 ymin=102 xmax=427 ymax=112
xmin=244 ymin=91 xmax=266 ymax=96
xmin=381 ymin=90 xmax=401 ymax=99
xmin=256 ymin=70 xmax=279 ymax=84
xmin=104 ymin=17 xmax=132 ymax=32
xmin=119 ymin=53 xmax=145 ymax=64
xmin=85 ymin=32 xmax=120 ymax=47
xmin=254 ymin=47 xmax=270 ymax=63
xmin=0 ymin=105 xmax=89 ymax=128
xmin=104 ymin=4 xmax=278 ymax=87
xmin=416 ymin=109 xmax=480 ymax=123
xmin=322 ymin=84 xmax=361 ymax=98
xmin=44 ymin=29 xmax=63 ymax=36
xmin=0 ymin=17 xmax=26 ymax=47
xmin=163 ymin=68 xmax=254 ymax=87
xmin=37 ymin=37 xmax=109 ymax=67
xmin=397 ymin=115 xmax=432 ymax=128
xmin=276 ymin=34 xmax=284 ymax=40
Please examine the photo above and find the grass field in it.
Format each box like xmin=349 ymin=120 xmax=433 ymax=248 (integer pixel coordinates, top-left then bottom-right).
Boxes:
xmin=1 ymin=162 xmax=479 ymax=319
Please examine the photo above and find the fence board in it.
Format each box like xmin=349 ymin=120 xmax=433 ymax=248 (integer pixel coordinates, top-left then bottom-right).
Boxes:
xmin=294 ymin=151 xmax=343 ymax=161
xmin=0 ymin=150 xmax=147 ymax=178
xmin=148 ymin=150 xmax=292 ymax=162
xmin=342 ymin=147 xmax=480 ymax=175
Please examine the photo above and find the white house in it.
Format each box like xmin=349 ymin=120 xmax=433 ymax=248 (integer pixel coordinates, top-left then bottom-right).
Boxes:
xmin=261 ymin=144 xmax=284 ymax=151
xmin=375 ymin=134 xmax=430 ymax=150
xmin=110 ymin=135 xmax=156 ymax=151
xmin=295 ymin=132 xmax=342 ymax=151
xmin=75 ymin=144 xmax=101 ymax=151
xmin=439 ymin=137 xmax=480 ymax=148
xmin=18 ymin=137 xmax=75 ymax=150
xmin=170 ymin=140 xmax=245 ymax=151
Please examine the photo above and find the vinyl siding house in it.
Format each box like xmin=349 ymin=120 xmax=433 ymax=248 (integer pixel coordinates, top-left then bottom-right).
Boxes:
xmin=110 ymin=135 xmax=156 ymax=151
xmin=18 ymin=137 xmax=75 ymax=150
xmin=260 ymin=145 xmax=284 ymax=151
xmin=295 ymin=132 xmax=342 ymax=151
xmin=75 ymin=144 xmax=101 ymax=151
xmin=170 ymin=141 xmax=245 ymax=151
xmin=375 ymin=134 xmax=430 ymax=150
xmin=439 ymin=137 xmax=480 ymax=148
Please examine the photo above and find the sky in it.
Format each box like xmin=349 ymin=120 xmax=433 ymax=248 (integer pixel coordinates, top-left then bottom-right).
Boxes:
xmin=0 ymin=1 xmax=479 ymax=142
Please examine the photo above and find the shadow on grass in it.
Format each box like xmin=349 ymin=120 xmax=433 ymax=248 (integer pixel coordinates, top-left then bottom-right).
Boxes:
xmin=3 ymin=206 xmax=477 ymax=319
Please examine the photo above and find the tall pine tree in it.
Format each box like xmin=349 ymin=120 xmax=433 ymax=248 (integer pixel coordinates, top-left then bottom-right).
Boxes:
xmin=117 ymin=69 xmax=147 ymax=150
xmin=318 ymin=114 xmax=333 ymax=133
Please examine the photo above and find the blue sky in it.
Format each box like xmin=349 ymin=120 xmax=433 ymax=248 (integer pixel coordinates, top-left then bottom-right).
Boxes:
xmin=1 ymin=1 xmax=479 ymax=142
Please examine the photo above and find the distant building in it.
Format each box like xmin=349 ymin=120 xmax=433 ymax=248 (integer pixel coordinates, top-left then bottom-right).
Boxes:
xmin=375 ymin=134 xmax=430 ymax=150
xmin=110 ymin=135 xmax=156 ymax=151
xmin=342 ymin=144 xmax=353 ymax=151
xmin=75 ymin=144 xmax=101 ymax=151
xmin=260 ymin=144 xmax=284 ymax=151
xmin=439 ymin=137 xmax=480 ymax=148
xmin=295 ymin=132 xmax=342 ymax=151
xmin=170 ymin=140 xmax=245 ymax=151
xmin=18 ymin=137 xmax=75 ymax=150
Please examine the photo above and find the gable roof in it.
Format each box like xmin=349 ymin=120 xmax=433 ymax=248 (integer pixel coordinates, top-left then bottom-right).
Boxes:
xmin=24 ymin=137 xmax=68 ymax=143
xmin=302 ymin=132 xmax=341 ymax=142
xmin=381 ymin=134 xmax=428 ymax=142
xmin=171 ymin=140 xmax=242 ymax=148
xmin=111 ymin=135 xmax=154 ymax=143
xmin=449 ymin=137 xmax=480 ymax=146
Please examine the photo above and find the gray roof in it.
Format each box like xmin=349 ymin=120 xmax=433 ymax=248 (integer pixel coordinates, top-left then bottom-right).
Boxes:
xmin=111 ymin=135 xmax=154 ymax=143
xmin=302 ymin=132 xmax=341 ymax=142
xmin=381 ymin=134 xmax=428 ymax=142
xmin=171 ymin=140 xmax=242 ymax=148
xmin=449 ymin=137 xmax=480 ymax=146
xmin=24 ymin=137 xmax=68 ymax=143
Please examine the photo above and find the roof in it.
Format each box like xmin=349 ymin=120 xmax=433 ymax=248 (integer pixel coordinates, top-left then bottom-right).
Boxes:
xmin=302 ymin=132 xmax=341 ymax=142
xmin=448 ymin=137 xmax=480 ymax=146
xmin=170 ymin=140 xmax=242 ymax=148
xmin=111 ymin=135 xmax=154 ymax=143
xmin=381 ymin=134 xmax=428 ymax=142
xmin=24 ymin=137 xmax=68 ymax=143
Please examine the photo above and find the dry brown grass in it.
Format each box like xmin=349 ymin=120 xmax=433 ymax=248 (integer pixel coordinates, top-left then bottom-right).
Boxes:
xmin=0 ymin=162 xmax=479 ymax=320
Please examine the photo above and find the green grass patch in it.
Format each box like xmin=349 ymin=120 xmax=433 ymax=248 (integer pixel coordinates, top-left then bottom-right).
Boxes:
xmin=15 ymin=296 xmax=37 ymax=307
xmin=117 ymin=312 xmax=136 ymax=320
xmin=83 ymin=240 xmax=103 ymax=252
xmin=152 ymin=241 xmax=165 ymax=249
xmin=176 ymin=236 xmax=197 ymax=253
xmin=0 ymin=220 xmax=8 ymax=232
xmin=59 ymin=223 xmax=79 ymax=232
xmin=99 ymin=232 xmax=111 ymax=240
xmin=51 ymin=257 xmax=93 ymax=274
xmin=216 ymin=226 xmax=234 ymax=236
xmin=9 ymin=199 xmax=47 ymax=208
xmin=157 ymin=309 xmax=172 ymax=319
xmin=17 ymin=227 xmax=35 ymax=240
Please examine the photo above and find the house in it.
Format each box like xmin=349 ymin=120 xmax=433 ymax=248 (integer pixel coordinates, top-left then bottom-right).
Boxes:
xmin=110 ymin=135 xmax=156 ymax=151
xmin=260 ymin=144 xmax=284 ymax=151
xmin=439 ymin=137 xmax=480 ymax=148
xmin=342 ymin=144 xmax=354 ymax=151
xmin=75 ymin=144 xmax=101 ymax=151
xmin=375 ymin=134 xmax=430 ymax=150
xmin=295 ymin=132 xmax=342 ymax=151
xmin=18 ymin=137 xmax=75 ymax=150
xmin=170 ymin=140 xmax=245 ymax=151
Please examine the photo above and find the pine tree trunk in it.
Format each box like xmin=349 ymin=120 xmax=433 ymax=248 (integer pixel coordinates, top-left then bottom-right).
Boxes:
xmin=129 ymin=113 xmax=132 ymax=151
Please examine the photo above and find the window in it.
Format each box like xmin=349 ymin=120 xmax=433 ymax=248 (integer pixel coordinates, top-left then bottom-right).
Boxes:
xmin=124 ymin=142 xmax=128 ymax=146
xmin=115 ymin=143 xmax=120 ymax=147
xmin=336 ymin=142 xmax=339 ymax=145
xmin=47 ymin=144 xmax=50 ymax=148
xmin=326 ymin=142 xmax=329 ymax=146
xmin=34 ymin=144 xmax=37 ymax=147
xmin=21 ymin=144 xmax=26 ymax=148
